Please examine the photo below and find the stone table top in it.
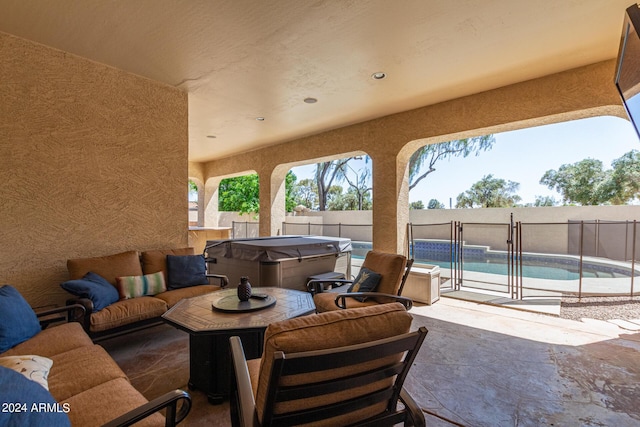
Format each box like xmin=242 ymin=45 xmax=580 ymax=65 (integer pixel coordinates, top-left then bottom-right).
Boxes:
xmin=162 ymin=287 xmax=315 ymax=334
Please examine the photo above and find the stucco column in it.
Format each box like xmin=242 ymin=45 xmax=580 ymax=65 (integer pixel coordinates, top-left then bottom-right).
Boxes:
xmin=258 ymin=165 xmax=288 ymax=236
xmin=371 ymin=153 xmax=410 ymax=255
xmin=204 ymin=177 xmax=222 ymax=227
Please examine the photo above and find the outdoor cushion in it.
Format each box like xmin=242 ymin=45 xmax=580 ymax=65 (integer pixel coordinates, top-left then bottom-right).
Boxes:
xmin=154 ymin=284 xmax=220 ymax=308
xmin=48 ymin=345 xmax=127 ymax=402
xmin=254 ymin=303 xmax=412 ymax=423
xmin=60 ymin=272 xmax=119 ymax=311
xmin=141 ymin=247 xmax=195 ymax=282
xmin=88 ymin=297 xmax=167 ymax=333
xmin=115 ymin=271 xmax=166 ymax=299
xmin=61 ymin=377 xmax=163 ymax=427
xmin=360 ymin=251 xmax=407 ymax=295
xmin=0 ymin=366 xmax=70 ymax=427
xmin=0 ymin=322 xmax=92 ymax=358
xmin=0 ymin=285 xmax=41 ymax=353
xmin=166 ymin=254 xmax=208 ymax=289
xmin=0 ymin=355 xmax=53 ymax=390
xmin=67 ymin=250 xmax=143 ymax=286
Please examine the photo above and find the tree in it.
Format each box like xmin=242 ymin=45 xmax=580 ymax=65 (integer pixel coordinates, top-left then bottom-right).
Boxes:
xmin=315 ymin=159 xmax=351 ymax=211
xmin=219 ymin=171 xmax=297 ymax=214
xmin=539 ymin=158 xmax=610 ymax=205
xmin=427 ymin=199 xmax=444 ymax=209
xmin=341 ymin=164 xmax=373 ymax=210
xmin=608 ymin=150 xmax=640 ymax=204
xmin=292 ymin=178 xmax=318 ymax=210
xmin=409 ymin=135 xmax=495 ymax=191
xmin=410 ymin=200 xmax=425 ymax=210
xmin=533 ymin=195 xmax=557 ymax=207
xmin=456 ymin=174 xmax=521 ymax=208
xmin=219 ymin=174 xmax=260 ymax=214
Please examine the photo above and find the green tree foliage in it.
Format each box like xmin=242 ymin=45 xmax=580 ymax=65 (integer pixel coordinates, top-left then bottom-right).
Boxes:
xmin=540 ymin=158 xmax=611 ymax=205
xmin=292 ymin=178 xmax=318 ymax=209
xmin=427 ymin=199 xmax=445 ymax=209
xmin=409 ymin=200 xmax=425 ymax=210
xmin=327 ymin=187 xmax=372 ymax=210
xmin=608 ymin=150 xmax=640 ymax=204
xmin=219 ymin=174 xmax=260 ymax=214
xmin=409 ymin=135 xmax=495 ymax=191
xmin=533 ymin=195 xmax=557 ymax=207
xmin=218 ymin=171 xmax=297 ymax=214
xmin=456 ymin=174 xmax=521 ymax=208
xmin=341 ymin=164 xmax=372 ymax=210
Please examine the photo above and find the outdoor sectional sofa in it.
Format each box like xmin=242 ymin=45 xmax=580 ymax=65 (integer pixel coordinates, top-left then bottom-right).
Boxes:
xmin=0 ymin=286 xmax=191 ymax=426
xmin=62 ymin=247 xmax=228 ymax=340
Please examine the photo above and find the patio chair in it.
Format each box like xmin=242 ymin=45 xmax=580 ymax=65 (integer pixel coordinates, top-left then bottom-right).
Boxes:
xmin=229 ymin=303 xmax=427 ymax=427
xmin=307 ymin=250 xmax=414 ymax=312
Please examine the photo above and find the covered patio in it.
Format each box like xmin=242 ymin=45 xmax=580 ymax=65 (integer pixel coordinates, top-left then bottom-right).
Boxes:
xmin=104 ymin=297 xmax=640 ymax=426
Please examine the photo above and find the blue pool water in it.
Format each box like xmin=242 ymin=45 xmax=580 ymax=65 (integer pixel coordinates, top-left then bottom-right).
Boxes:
xmin=351 ymin=241 xmax=635 ymax=281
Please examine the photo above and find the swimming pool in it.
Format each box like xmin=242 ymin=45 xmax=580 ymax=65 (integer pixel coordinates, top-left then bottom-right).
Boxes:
xmin=351 ymin=240 xmax=637 ymax=281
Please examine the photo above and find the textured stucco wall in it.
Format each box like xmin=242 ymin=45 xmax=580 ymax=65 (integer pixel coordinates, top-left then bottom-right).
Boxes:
xmin=0 ymin=32 xmax=188 ymax=307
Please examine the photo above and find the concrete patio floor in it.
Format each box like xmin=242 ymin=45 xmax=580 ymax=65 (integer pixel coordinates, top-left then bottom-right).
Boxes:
xmin=105 ymin=296 xmax=640 ymax=426
xmin=409 ymin=297 xmax=640 ymax=426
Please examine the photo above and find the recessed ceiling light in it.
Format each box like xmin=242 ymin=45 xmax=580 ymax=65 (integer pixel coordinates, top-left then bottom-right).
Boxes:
xmin=256 ymin=117 xmax=265 ymax=121
xmin=304 ymin=97 xmax=318 ymax=104
xmin=371 ymin=72 xmax=386 ymax=80
xmin=206 ymin=135 xmax=216 ymax=139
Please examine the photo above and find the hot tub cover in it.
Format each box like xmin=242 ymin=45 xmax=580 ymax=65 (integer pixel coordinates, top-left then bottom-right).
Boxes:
xmin=205 ymin=236 xmax=352 ymax=262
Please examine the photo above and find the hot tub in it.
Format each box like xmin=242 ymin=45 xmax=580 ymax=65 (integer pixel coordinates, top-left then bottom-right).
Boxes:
xmin=204 ymin=236 xmax=352 ymax=291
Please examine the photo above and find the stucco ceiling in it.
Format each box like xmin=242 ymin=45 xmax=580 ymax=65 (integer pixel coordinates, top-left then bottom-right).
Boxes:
xmin=0 ymin=0 xmax=634 ymax=162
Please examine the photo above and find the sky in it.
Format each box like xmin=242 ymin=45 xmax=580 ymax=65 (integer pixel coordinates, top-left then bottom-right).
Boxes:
xmin=290 ymin=116 xmax=640 ymax=207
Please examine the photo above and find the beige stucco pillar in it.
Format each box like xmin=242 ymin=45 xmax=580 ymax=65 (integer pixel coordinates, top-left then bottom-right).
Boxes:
xmin=258 ymin=165 xmax=289 ymax=236
xmin=204 ymin=177 xmax=222 ymax=227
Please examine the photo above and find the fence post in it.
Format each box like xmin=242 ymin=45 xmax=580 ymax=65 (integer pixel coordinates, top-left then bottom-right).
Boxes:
xmin=632 ymin=220 xmax=636 ymax=298
xmin=579 ymin=221 xmax=584 ymax=299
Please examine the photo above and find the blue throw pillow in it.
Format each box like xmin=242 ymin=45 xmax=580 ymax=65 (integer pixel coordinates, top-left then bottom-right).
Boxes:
xmin=0 ymin=366 xmax=71 ymax=427
xmin=0 ymin=285 xmax=41 ymax=353
xmin=166 ymin=255 xmax=208 ymax=289
xmin=60 ymin=272 xmax=119 ymax=312
xmin=347 ymin=267 xmax=382 ymax=301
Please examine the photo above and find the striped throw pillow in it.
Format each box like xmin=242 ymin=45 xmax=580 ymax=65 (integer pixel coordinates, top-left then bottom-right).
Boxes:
xmin=115 ymin=271 xmax=166 ymax=299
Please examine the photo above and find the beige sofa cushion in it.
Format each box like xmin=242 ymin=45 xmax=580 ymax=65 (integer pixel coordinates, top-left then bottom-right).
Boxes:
xmin=49 ymin=345 xmax=127 ymax=401
xmin=62 ymin=377 xmax=164 ymax=427
xmin=154 ymin=284 xmax=220 ymax=308
xmin=313 ymin=292 xmax=379 ymax=312
xmin=141 ymin=247 xmax=195 ymax=282
xmin=67 ymin=250 xmax=143 ymax=286
xmin=0 ymin=322 xmax=92 ymax=358
xmin=89 ymin=297 xmax=167 ymax=332
xmin=254 ymin=303 xmax=412 ymax=425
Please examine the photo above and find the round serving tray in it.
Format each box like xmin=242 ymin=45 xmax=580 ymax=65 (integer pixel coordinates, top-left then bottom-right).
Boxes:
xmin=212 ymin=294 xmax=276 ymax=313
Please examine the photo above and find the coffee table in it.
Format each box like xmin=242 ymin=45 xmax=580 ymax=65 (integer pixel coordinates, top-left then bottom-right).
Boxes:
xmin=162 ymin=287 xmax=315 ymax=404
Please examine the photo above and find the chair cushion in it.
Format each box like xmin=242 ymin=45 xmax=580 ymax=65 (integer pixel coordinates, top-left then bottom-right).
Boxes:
xmin=67 ymin=250 xmax=143 ymax=286
xmin=361 ymin=251 xmax=407 ymax=295
xmin=0 ymin=285 xmax=41 ymax=353
xmin=154 ymin=284 xmax=220 ymax=308
xmin=61 ymin=377 xmax=164 ymax=427
xmin=166 ymin=255 xmax=209 ymax=289
xmin=0 ymin=366 xmax=70 ymax=427
xmin=60 ymin=272 xmax=120 ymax=311
xmin=256 ymin=303 xmax=412 ymax=424
xmin=313 ymin=291 xmax=378 ymax=313
xmin=140 ymin=247 xmax=195 ymax=282
xmin=0 ymin=322 xmax=92 ymax=358
xmin=115 ymin=271 xmax=167 ymax=299
xmin=88 ymin=297 xmax=167 ymax=333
